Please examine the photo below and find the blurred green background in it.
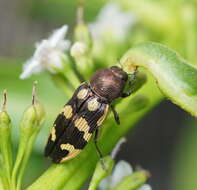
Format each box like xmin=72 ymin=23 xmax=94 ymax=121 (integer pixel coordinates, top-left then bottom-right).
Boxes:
xmin=0 ymin=0 xmax=197 ymax=189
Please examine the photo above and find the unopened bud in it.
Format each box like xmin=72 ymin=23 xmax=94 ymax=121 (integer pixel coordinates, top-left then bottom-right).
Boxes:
xmin=20 ymin=102 xmax=45 ymax=132
xmin=0 ymin=90 xmax=11 ymax=142
xmin=114 ymin=170 xmax=150 ymax=190
xmin=20 ymin=82 xmax=45 ymax=133
xmin=0 ymin=111 xmax=11 ymax=129
xmin=12 ymin=83 xmax=45 ymax=190
xmin=74 ymin=24 xmax=92 ymax=51
xmin=70 ymin=41 xmax=88 ymax=58
xmin=0 ymin=90 xmax=13 ymax=186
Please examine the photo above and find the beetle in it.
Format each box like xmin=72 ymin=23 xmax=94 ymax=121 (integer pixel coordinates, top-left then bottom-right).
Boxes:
xmin=44 ymin=66 xmax=133 ymax=163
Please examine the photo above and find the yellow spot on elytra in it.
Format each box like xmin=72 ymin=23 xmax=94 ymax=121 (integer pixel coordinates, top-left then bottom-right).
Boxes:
xmin=83 ymin=132 xmax=92 ymax=141
xmin=60 ymin=143 xmax=74 ymax=151
xmin=74 ymin=117 xmax=92 ymax=141
xmin=74 ymin=117 xmax=90 ymax=132
xmin=87 ymin=98 xmax=100 ymax=111
xmin=97 ymin=105 xmax=109 ymax=126
xmin=51 ymin=126 xmax=56 ymax=142
xmin=77 ymin=88 xmax=88 ymax=99
xmin=60 ymin=143 xmax=81 ymax=163
xmin=62 ymin=105 xmax=73 ymax=119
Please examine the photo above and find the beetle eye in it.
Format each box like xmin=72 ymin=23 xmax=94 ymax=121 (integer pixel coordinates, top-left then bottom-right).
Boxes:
xmin=110 ymin=66 xmax=128 ymax=81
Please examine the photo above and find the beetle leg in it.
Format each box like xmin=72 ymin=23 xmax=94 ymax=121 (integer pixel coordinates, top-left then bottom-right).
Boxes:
xmin=111 ymin=104 xmax=120 ymax=125
xmin=94 ymin=129 xmax=106 ymax=170
xmin=94 ymin=129 xmax=103 ymax=158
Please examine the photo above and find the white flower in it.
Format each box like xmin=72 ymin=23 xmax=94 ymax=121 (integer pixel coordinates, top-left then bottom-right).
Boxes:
xmin=110 ymin=160 xmax=133 ymax=188
xmin=99 ymin=160 xmax=151 ymax=190
xmin=89 ymin=2 xmax=136 ymax=42
xmin=20 ymin=25 xmax=70 ymax=79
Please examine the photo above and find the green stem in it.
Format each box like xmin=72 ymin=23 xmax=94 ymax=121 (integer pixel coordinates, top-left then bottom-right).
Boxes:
xmin=0 ymin=109 xmax=13 ymax=189
xmin=16 ymin=133 xmax=39 ymax=190
xmin=50 ymin=74 xmax=74 ymax=97
xmin=0 ymin=167 xmax=9 ymax=190
xmin=11 ymin=131 xmax=31 ymax=190
xmin=0 ymin=131 xmax=13 ymax=188
xmin=0 ymin=177 xmax=5 ymax=190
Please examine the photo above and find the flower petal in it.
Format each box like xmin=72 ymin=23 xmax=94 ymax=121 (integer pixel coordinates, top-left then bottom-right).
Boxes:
xmin=110 ymin=160 xmax=133 ymax=188
xmin=49 ymin=25 xmax=69 ymax=48
xmin=138 ymin=184 xmax=152 ymax=190
xmin=98 ymin=175 xmax=112 ymax=190
xmin=46 ymin=51 xmax=66 ymax=73
xmin=57 ymin=40 xmax=71 ymax=51
xmin=34 ymin=40 xmax=50 ymax=60
xmin=20 ymin=59 xmax=44 ymax=79
xmin=70 ymin=41 xmax=87 ymax=58
xmin=20 ymin=25 xmax=70 ymax=79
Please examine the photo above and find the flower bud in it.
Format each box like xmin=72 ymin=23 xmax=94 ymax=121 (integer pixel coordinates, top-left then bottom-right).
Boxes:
xmin=20 ymin=102 xmax=45 ymax=133
xmin=114 ymin=170 xmax=150 ymax=190
xmin=74 ymin=24 xmax=92 ymax=51
xmin=0 ymin=90 xmax=13 ymax=182
xmin=11 ymin=84 xmax=45 ymax=190
xmin=70 ymin=41 xmax=88 ymax=58
xmin=72 ymin=24 xmax=94 ymax=73
xmin=0 ymin=111 xmax=11 ymax=130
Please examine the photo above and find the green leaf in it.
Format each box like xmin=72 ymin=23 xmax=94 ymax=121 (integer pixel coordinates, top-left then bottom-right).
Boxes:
xmin=120 ymin=42 xmax=197 ymax=117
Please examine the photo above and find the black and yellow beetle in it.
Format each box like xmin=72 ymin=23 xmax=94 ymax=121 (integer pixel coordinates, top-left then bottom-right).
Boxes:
xmin=44 ymin=66 xmax=133 ymax=163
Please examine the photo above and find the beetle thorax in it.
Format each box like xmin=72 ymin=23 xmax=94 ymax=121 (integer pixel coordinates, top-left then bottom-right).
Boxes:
xmin=90 ymin=66 xmax=128 ymax=102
